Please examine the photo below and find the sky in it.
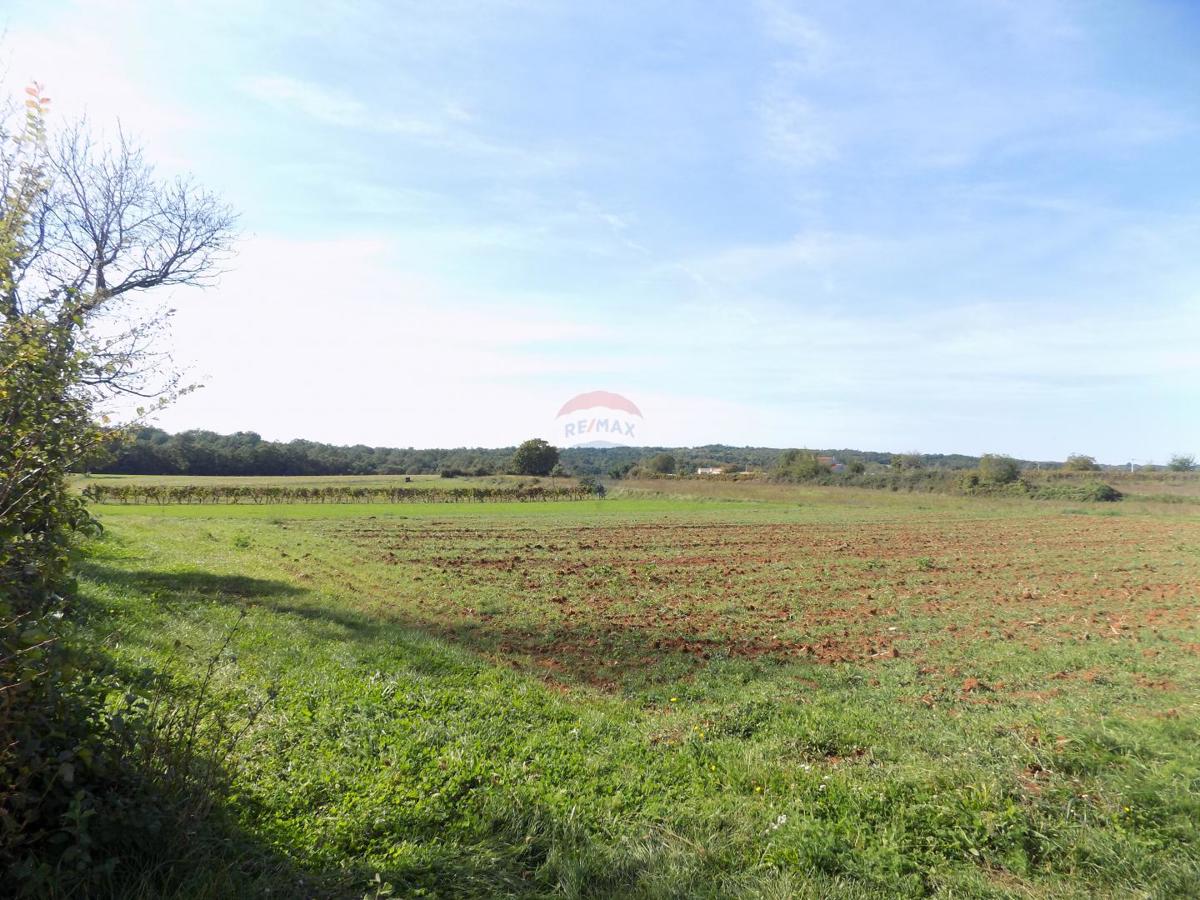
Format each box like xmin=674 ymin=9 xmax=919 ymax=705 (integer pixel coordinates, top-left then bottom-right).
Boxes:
xmin=3 ymin=0 xmax=1199 ymax=462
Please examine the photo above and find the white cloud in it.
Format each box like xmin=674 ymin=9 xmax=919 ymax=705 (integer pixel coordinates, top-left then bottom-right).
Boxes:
xmin=756 ymin=0 xmax=832 ymax=70
xmin=240 ymin=73 xmax=581 ymax=172
xmin=753 ymin=2 xmax=836 ymax=166
xmin=756 ymin=91 xmax=837 ymax=166
xmin=242 ymin=76 xmax=440 ymax=135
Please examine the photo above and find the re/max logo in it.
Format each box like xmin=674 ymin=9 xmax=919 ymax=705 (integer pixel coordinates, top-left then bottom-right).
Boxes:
xmin=564 ymin=418 xmax=636 ymax=438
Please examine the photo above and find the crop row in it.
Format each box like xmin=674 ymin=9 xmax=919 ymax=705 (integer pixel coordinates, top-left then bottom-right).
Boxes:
xmin=81 ymin=484 xmax=599 ymax=505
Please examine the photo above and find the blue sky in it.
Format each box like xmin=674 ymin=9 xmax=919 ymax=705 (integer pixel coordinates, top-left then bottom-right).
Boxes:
xmin=4 ymin=0 xmax=1199 ymax=460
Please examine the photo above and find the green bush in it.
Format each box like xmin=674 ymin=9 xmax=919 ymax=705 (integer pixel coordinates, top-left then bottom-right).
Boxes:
xmin=1 ymin=319 xmax=110 ymax=889
xmin=1168 ymin=454 xmax=1196 ymax=472
xmin=1029 ymin=481 xmax=1122 ymax=502
xmin=890 ymin=452 xmax=923 ymax=470
xmin=1064 ymin=454 xmax=1100 ymax=472
xmin=645 ymin=453 xmax=677 ymax=475
xmin=978 ymin=454 xmax=1021 ymax=485
xmin=773 ymin=450 xmax=829 ymax=482
xmin=960 ymin=476 xmax=1122 ymax=502
xmin=3 ymin=623 xmax=270 ymax=896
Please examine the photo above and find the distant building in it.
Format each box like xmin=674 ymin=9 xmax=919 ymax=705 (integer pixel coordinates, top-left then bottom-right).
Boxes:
xmin=696 ymin=466 xmax=723 ymax=475
xmin=814 ymin=455 xmax=847 ymax=473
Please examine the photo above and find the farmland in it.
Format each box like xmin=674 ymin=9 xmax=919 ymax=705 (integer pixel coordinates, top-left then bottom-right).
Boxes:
xmin=76 ymin=484 xmax=1200 ymax=897
xmin=78 ymin=480 xmax=595 ymax=506
xmin=71 ymin=472 xmax=558 ymax=492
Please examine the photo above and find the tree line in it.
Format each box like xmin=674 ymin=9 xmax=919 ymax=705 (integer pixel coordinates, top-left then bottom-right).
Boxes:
xmin=92 ymin=427 xmax=1053 ymax=478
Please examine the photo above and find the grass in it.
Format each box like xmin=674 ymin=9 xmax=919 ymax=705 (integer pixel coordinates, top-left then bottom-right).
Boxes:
xmin=74 ymin=485 xmax=1200 ymax=897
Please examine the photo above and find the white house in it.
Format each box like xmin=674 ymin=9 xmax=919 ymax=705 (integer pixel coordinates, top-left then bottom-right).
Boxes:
xmin=696 ymin=466 xmax=723 ymax=475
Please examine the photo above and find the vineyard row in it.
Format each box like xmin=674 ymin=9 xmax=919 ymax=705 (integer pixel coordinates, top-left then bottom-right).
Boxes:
xmin=82 ymin=484 xmax=600 ymax=505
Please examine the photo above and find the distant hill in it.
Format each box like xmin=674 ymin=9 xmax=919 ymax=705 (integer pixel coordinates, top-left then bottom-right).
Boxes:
xmin=89 ymin=427 xmax=1078 ymax=478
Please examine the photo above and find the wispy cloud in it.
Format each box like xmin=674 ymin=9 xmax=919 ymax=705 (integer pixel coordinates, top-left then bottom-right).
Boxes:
xmin=242 ymin=75 xmax=442 ymax=135
xmin=756 ymin=0 xmax=832 ymax=70
xmin=754 ymin=1 xmax=836 ymax=165
xmin=241 ymin=73 xmax=580 ymax=172
xmin=756 ymin=91 xmax=837 ymax=166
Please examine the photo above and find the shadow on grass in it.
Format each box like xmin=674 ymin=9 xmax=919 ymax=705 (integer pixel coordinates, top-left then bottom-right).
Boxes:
xmin=50 ymin=564 xmax=412 ymax=898
xmin=76 ymin=559 xmax=749 ymax=691
xmin=76 ymin=562 xmax=391 ymax=642
xmin=76 ymin=562 xmax=304 ymax=601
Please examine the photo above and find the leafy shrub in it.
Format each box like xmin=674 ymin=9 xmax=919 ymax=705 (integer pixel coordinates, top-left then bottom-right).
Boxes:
xmin=890 ymin=452 xmax=923 ymax=470
xmin=1029 ymin=481 xmax=1122 ymax=502
xmin=958 ymin=470 xmax=1022 ymax=496
xmin=773 ymin=450 xmax=829 ymax=482
xmin=1168 ymin=454 xmax=1196 ymax=472
xmin=3 ymin=611 xmax=270 ymax=896
xmin=960 ymin=475 xmax=1122 ymax=502
xmin=645 ymin=453 xmax=677 ymax=475
xmin=1 ymin=317 xmax=112 ymax=891
xmin=1063 ymin=454 xmax=1100 ymax=472
xmin=978 ymin=454 xmax=1021 ymax=485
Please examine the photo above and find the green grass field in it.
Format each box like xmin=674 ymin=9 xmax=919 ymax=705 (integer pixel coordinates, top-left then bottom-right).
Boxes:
xmin=77 ymin=485 xmax=1200 ymax=897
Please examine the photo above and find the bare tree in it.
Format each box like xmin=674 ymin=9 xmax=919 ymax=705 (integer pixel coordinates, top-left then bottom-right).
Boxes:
xmin=2 ymin=96 xmax=236 ymax=398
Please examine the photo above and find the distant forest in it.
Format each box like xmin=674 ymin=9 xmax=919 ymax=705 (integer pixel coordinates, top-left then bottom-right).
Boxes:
xmin=92 ymin=428 xmax=1022 ymax=477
